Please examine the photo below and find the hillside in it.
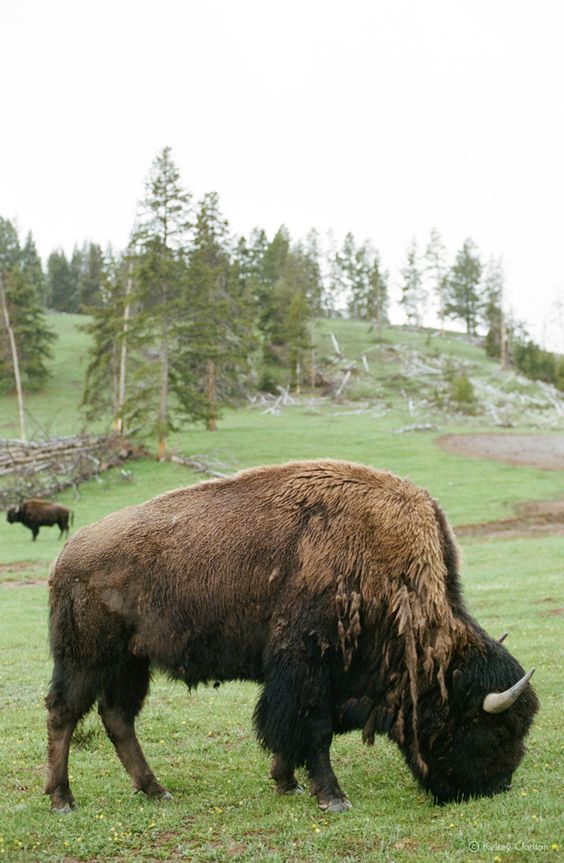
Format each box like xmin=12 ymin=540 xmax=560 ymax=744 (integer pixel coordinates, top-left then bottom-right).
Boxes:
xmin=310 ymin=318 xmax=564 ymax=431
xmin=1 ymin=312 xmax=563 ymax=539
xmin=1 ymin=312 xmax=562 ymax=440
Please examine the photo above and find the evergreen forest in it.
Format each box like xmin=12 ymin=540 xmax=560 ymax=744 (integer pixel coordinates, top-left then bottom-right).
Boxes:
xmin=1 ymin=147 xmax=563 ymax=452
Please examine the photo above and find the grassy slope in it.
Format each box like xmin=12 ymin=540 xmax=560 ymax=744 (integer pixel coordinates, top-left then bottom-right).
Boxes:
xmin=0 ymin=314 xmax=562 ymax=862
xmin=0 ymin=312 xmax=92 ymax=439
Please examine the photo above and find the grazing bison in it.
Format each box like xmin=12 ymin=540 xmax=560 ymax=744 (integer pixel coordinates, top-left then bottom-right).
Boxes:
xmin=46 ymin=460 xmax=538 ymax=813
xmin=7 ymin=499 xmax=73 ymax=541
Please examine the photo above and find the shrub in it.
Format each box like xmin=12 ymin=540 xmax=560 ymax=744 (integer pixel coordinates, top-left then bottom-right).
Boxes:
xmin=450 ymin=373 xmax=477 ymax=412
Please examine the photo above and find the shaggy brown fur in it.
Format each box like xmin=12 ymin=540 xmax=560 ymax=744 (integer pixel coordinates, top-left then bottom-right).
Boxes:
xmin=45 ymin=460 xmax=538 ymax=813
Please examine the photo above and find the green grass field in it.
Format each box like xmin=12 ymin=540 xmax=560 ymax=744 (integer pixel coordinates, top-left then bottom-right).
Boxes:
xmin=0 ymin=315 xmax=562 ymax=862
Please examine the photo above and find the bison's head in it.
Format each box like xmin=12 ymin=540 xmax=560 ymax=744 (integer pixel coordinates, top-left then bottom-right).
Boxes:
xmin=6 ymin=505 xmax=23 ymax=524
xmin=400 ymin=641 xmax=538 ymax=804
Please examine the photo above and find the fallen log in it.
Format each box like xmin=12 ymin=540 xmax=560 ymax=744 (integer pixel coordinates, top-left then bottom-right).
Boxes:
xmin=0 ymin=434 xmax=144 ymax=508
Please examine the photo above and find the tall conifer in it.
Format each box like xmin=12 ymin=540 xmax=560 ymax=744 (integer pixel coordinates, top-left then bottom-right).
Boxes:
xmin=0 ymin=217 xmax=55 ymax=397
xmin=399 ymin=238 xmax=426 ymax=326
xmin=444 ymin=239 xmax=482 ymax=335
xmin=129 ymin=146 xmax=192 ymax=457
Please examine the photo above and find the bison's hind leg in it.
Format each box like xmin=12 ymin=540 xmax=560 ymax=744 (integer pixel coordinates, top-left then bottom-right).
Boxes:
xmin=97 ymin=655 xmax=171 ymax=801
xmin=45 ymin=659 xmax=98 ymax=812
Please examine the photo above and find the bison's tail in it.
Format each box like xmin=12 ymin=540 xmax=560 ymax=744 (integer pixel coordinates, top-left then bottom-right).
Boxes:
xmin=48 ymin=568 xmax=78 ymax=663
xmin=70 ymin=510 xmax=74 ymax=527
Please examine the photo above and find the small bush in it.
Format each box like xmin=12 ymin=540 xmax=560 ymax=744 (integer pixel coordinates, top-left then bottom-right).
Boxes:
xmin=449 ymin=373 xmax=477 ymax=412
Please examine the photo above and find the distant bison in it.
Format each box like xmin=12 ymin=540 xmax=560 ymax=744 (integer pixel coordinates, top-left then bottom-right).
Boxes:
xmin=45 ymin=460 xmax=537 ymax=814
xmin=7 ymin=499 xmax=73 ymax=541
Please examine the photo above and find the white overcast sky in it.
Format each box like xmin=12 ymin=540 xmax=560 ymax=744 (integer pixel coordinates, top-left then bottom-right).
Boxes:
xmin=2 ymin=0 xmax=563 ymax=349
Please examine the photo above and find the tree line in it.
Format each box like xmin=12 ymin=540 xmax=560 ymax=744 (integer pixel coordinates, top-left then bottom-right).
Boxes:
xmin=1 ymin=147 xmax=562 ymax=446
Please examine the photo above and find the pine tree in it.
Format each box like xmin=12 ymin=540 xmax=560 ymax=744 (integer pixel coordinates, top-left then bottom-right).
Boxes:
xmin=399 ymin=238 xmax=426 ymax=326
xmin=303 ymin=229 xmax=324 ymax=316
xmin=276 ymin=247 xmax=315 ymax=389
xmin=444 ymin=239 xmax=483 ymax=336
xmin=337 ymin=233 xmax=369 ymax=320
xmin=129 ymin=146 xmax=193 ymax=457
xmin=322 ymin=229 xmax=342 ymax=317
xmin=176 ymin=193 xmax=256 ymax=429
xmin=366 ymin=251 xmax=389 ymax=334
xmin=482 ymin=256 xmax=507 ymax=366
xmin=424 ymin=227 xmax=448 ymax=333
xmin=0 ymin=217 xmax=55 ymax=403
xmin=81 ymin=251 xmax=136 ymax=426
xmin=79 ymin=242 xmax=104 ymax=308
xmin=50 ymin=242 xmax=105 ymax=312
xmin=253 ymin=227 xmax=315 ymax=389
xmin=47 ymin=250 xmax=76 ymax=311
xmin=68 ymin=246 xmax=84 ymax=312
xmin=21 ymin=232 xmax=47 ymax=308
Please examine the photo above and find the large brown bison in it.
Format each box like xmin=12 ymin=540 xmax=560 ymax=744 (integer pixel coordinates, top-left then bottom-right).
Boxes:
xmin=45 ymin=460 xmax=538 ymax=813
xmin=7 ymin=499 xmax=73 ymax=541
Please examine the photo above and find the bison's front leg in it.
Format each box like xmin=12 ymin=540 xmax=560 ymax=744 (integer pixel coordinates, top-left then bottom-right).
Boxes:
xmin=304 ymin=707 xmax=351 ymax=812
xmin=255 ymin=646 xmax=351 ymax=812
xmin=270 ymin=753 xmax=303 ymax=795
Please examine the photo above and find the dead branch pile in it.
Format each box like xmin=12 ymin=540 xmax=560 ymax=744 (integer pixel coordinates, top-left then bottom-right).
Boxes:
xmin=0 ymin=434 xmax=144 ymax=508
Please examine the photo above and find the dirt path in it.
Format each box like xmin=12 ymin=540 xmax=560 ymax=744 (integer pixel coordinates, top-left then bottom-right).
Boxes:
xmin=0 ymin=560 xmax=48 ymax=588
xmin=455 ymin=499 xmax=564 ymax=539
xmin=438 ymin=433 xmax=564 ymax=538
xmin=438 ymin=433 xmax=564 ymax=470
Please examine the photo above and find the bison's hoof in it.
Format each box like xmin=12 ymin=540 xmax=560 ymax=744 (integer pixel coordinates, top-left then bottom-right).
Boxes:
xmin=51 ymin=803 xmax=76 ymax=815
xmin=283 ymin=784 xmax=304 ymax=796
xmin=276 ymin=780 xmax=304 ymax=796
xmin=319 ymin=797 xmax=352 ymax=813
xmin=157 ymin=790 xmax=173 ymax=801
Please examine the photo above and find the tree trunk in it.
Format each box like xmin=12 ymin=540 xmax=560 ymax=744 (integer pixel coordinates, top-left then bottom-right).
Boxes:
xmin=0 ymin=275 xmax=26 ymax=440
xmin=115 ymin=266 xmax=133 ymax=433
xmin=311 ymin=346 xmax=316 ymax=389
xmin=158 ymin=318 xmax=169 ymax=458
xmin=206 ymin=358 xmax=217 ymax=431
xmin=499 ymin=280 xmax=508 ymax=370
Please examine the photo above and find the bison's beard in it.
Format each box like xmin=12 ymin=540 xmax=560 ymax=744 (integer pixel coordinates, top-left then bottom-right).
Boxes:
xmin=398 ymin=696 xmax=537 ymax=804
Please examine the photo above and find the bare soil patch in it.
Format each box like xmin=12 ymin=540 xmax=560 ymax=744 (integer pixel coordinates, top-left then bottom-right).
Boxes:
xmin=438 ymin=433 xmax=564 ymax=471
xmin=0 ymin=560 xmax=48 ymax=588
xmin=438 ymin=433 xmax=564 ymax=538
xmin=455 ymin=500 xmax=564 ymax=540
xmin=0 ymin=560 xmax=45 ymax=576
xmin=1 ymin=577 xmax=48 ymax=588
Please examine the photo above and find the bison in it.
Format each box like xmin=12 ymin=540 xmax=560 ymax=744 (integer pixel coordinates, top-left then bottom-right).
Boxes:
xmin=7 ymin=499 xmax=73 ymax=541
xmin=45 ymin=460 xmax=538 ymax=813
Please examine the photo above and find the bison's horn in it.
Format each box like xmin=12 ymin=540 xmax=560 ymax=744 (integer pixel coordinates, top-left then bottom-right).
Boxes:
xmin=482 ymin=668 xmax=535 ymax=714
xmin=497 ymin=632 xmax=509 ymax=644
